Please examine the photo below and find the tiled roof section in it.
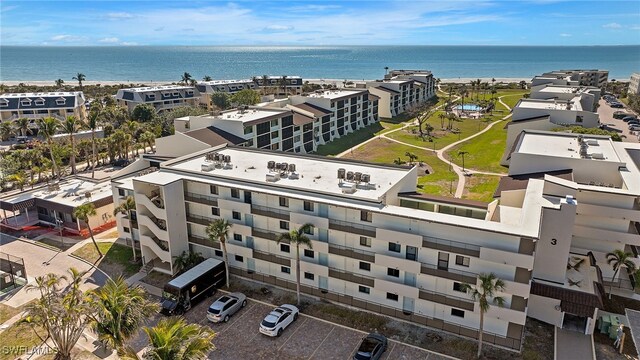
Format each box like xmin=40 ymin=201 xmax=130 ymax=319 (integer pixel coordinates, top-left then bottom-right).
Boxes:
xmin=292 ymin=112 xmax=314 ymax=126
xmin=375 ymin=86 xmax=400 ymax=95
xmin=0 ymin=94 xmax=79 ymax=110
xmin=290 ymin=102 xmax=332 ymax=117
xmin=493 ymin=169 xmax=574 ymax=197
xmin=398 ymin=192 xmax=488 ymax=209
xmin=530 ymin=281 xmax=603 ymax=317
xmin=183 ymin=126 xmax=247 ymax=147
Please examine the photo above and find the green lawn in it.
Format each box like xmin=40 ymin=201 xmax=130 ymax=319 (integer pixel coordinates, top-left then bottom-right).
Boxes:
xmin=445 ymin=120 xmax=509 ymax=174
xmin=462 ymin=174 xmax=501 ymax=203
xmin=0 ymin=322 xmax=48 ymax=360
xmin=500 ymin=93 xmax=527 ymax=110
xmin=72 ymin=241 xmax=140 ymax=278
xmin=0 ymin=303 xmax=21 ymax=324
xmin=341 ymin=138 xmax=458 ymax=197
xmin=315 ymin=122 xmax=386 ymax=156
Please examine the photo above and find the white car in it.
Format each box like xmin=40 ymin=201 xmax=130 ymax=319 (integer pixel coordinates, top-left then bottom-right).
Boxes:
xmin=259 ymin=304 xmax=299 ymax=337
xmin=207 ymin=292 xmax=247 ymax=323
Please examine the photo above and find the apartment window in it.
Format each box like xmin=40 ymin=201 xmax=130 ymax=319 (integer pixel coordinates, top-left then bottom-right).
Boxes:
xmin=304 ymin=272 xmax=314 ymax=280
xmin=387 ymin=268 xmax=400 ymax=278
xmin=243 ymin=126 xmax=253 ymax=135
xmin=388 ymin=243 xmax=401 ymax=253
xmin=455 ymin=255 xmax=470 ymax=267
xmin=576 ymin=115 xmax=584 ymax=123
xmin=210 ymin=185 xmax=218 ymax=195
xmin=359 ymin=262 xmax=371 ymax=271
xmin=359 ymin=286 xmax=370 ymax=294
xmin=235 ymin=255 xmax=244 ymax=262
xmin=271 ymin=143 xmax=279 ymax=150
xmin=214 ymin=250 xmax=223 ymax=257
xmin=123 ymin=227 xmax=130 ymax=233
xmin=304 ymin=249 xmax=314 ymax=258
xmin=302 ymin=226 xmax=314 ymax=235
xmin=280 ymin=221 xmax=289 ymax=230
xmin=211 ymin=207 xmax=220 ymax=216
xmin=303 ymin=201 xmax=314 ymax=212
xmin=387 ymin=293 xmax=399 ymax=301
xmin=280 ymin=244 xmax=290 ymax=253
xmin=118 ymin=189 xmax=125 ymax=197
xmin=406 ymin=246 xmax=417 ymax=261
xmin=281 ymin=266 xmax=291 ymax=274
xmin=438 ymin=252 xmax=449 ymax=271
xmin=233 ymin=234 xmax=242 ymax=241
xmin=453 ymin=282 xmax=467 ymax=293
xmin=360 ymin=210 xmax=372 ymax=222
xmin=271 ymin=119 xmax=279 ymax=127
xmin=232 ymin=211 xmax=241 ymax=220
xmin=231 ymin=188 xmax=239 ymax=198
xmin=279 ymin=197 xmax=289 ymax=207
xmin=451 ymin=309 xmax=465 ymax=318
xmin=271 ymin=131 xmax=278 ymax=139
xmin=360 ymin=236 xmax=371 ymax=247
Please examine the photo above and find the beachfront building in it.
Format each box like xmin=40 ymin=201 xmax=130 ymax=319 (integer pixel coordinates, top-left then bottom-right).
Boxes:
xmin=367 ymin=70 xmax=436 ymax=118
xmin=0 ymin=177 xmax=114 ymax=235
xmin=629 ymin=72 xmax=640 ymax=96
xmin=166 ymin=89 xmax=378 ymax=155
xmin=537 ymin=70 xmax=609 ymax=88
xmin=195 ymin=79 xmax=259 ymax=107
xmin=253 ymin=76 xmax=304 ymax=96
xmin=115 ymin=85 xmax=201 ymax=113
xmin=529 ymin=84 xmax=601 ymax=112
xmin=0 ymin=92 xmax=87 ymax=130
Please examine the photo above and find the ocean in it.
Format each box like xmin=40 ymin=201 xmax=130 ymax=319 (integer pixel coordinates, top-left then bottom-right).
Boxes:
xmin=1 ymin=45 xmax=638 ymax=82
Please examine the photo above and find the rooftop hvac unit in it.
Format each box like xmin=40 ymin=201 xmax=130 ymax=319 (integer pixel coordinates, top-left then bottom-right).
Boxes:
xmin=337 ymin=168 xmax=346 ymax=179
xmin=267 ymin=160 xmax=276 ymax=170
xmin=590 ymin=153 xmax=605 ymax=159
xmin=288 ymin=163 xmax=296 ymax=172
xmin=586 ymin=140 xmax=598 ymax=146
xmin=341 ymin=183 xmax=357 ymax=194
xmin=280 ymin=162 xmax=288 ymax=171
xmin=362 ymin=174 xmax=370 ymax=183
xmin=275 ymin=163 xmax=282 ymax=171
xmin=346 ymin=171 xmax=354 ymax=181
xmin=201 ymin=163 xmax=215 ymax=172
xmin=224 ymin=155 xmax=231 ymax=163
xmin=354 ymin=172 xmax=362 ymax=182
xmin=266 ymin=173 xmax=280 ymax=182
xmin=579 ymin=142 xmax=588 ymax=158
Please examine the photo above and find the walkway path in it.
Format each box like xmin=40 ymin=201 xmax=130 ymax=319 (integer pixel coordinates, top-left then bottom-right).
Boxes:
xmin=555 ymin=327 xmax=595 ymax=360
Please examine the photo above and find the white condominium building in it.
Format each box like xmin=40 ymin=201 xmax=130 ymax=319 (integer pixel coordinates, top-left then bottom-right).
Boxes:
xmin=540 ymin=70 xmax=609 ymax=88
xmin=367 ymin=70 xmax=436 ymax=118
xmin=195 ymin=79 xmax=259 ymax=107
xmin=253 ymin=76 xmax=304 ymax=96
xmin=115 ymin=85 xmax=201 ymax=112
xmin=0 ymin=92 xmax=87 ymax=125
xmin=529 ymin=84 xmax=601 ymax=112
xmin=629 ymin=72 xmax=640 ymax=96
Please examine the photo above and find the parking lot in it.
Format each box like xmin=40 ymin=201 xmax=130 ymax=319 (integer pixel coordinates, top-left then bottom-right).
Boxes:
xmin=149 ymin=296 xmax=454 ymax=360
xmin=599 ymin=99 xmax=640 ymax=143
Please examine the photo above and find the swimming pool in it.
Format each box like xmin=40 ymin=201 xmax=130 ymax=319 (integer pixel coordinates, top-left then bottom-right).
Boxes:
xmin=455 ymin=104 xmax=482 ymax=111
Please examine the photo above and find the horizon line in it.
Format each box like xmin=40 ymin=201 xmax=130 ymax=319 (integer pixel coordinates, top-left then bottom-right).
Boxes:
xmin=2 ymin=44 xmax=640 ymax=47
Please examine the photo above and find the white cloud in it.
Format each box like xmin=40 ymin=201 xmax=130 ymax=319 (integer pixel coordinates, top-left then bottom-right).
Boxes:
xmin=287 ymin=5 xmax=341 ymax=12
xmin=50 ymin=34 xmax=86 ymax=42
xmin=98 ymin=37 xmax=119 ymax=43
xmin=105 ymin=12 xmax=133 ymax=20
xmin=630 ymin=25 xmax=640 ymax=30
xmin=603 ymin=22 xmax=622 ymax=29
xmin=560 ymin=33 xmax=572 ymax=37
xmin=1 ymin=5 xmax=18 ymax=13
xmin=121 ymin=42 xmax=138 ymax=46
xmin=264 ymin=25 xmax=294 ymax=32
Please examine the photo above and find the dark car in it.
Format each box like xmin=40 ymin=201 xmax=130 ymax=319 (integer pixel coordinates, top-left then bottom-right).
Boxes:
xmin=623 ymin=116 xmax=638 ymax=122
xmin=610 ymin=103 xmax=624 ymax=108
xmin=614 ymin=112 xmax=631 ymax=119
xmin=113 ymin=159 xmax=130 ymax=167
xmin=353 ymin=333 xmax=387 ymax=360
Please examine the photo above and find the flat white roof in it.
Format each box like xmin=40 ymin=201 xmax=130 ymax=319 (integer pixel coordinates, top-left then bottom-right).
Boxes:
xmin=125 ymin=85 xmax=194 ymax=92
xmin=1 ymin=177 xmax=112 ymax=207
xmin=1 ymin=91 xmax=82 ymax=98
xmin=517 ymin=132 xmax=619 ymax=161
xmin=213 ymin=108 xmax=289 ymax=124
xmin=537 ymin=86 xmax=581 ymax=94
xmin=516 ymin=99 xmax=581 ymax=111
xmin=165 ymin=147 xmax=412 ymax=202
xmin=200 ymin=79 xmax=254 ymax=85
xmin=306 ymin=89 xmax=365 ymax=100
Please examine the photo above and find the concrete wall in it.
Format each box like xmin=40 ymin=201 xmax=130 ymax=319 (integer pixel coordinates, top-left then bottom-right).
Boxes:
xmin=533 ymin=200 xmax=577 ymax=283
xmin=528 ymin=294 xmax=563 ymax=327
xmin=155 ymin=132 xmax=209 ymax=158
xmin=501 ymin=119 xmax=555 ymax=165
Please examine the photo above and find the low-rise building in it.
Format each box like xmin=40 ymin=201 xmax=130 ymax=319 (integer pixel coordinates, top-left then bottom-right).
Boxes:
xmin=367 ymin=70 xmax=436 ymax=118
xmin=529 ymin=84 xmax=601 ymax=112
xmin=540 ymin=70 xmax=609 ymax=88
xmin=195 ymin=79 xmax=259 ymax=107
xmin=115 ymin=85 xmax=201 ymax=112
xmin=0 ymin=92 xmax=87 ymax=127
xmin=629 ymin=72 xmax=640 ymax=96
xmin=253 ymin=76 xmax=304 ymax=96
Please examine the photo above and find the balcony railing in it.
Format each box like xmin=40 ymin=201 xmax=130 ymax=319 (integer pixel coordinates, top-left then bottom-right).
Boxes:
xmin=188 ymin=234 xmax=220 ymax=249
xmin=147 ymin=189 xmax=164 ymax=209
xmin=185 ymin=213 xmax=211 ymax=226
xmin=250 ymin=205 xmax=290 ymax=221
xmin=420 ymin=263 xmax=478 ymax=284
xmin=251 ymin=228 xmax=281 ymax=242
xmin=148 ymin=215 xmax=167 ymax=231
xmin=253 ymin=249 xmax=291 ymax=267
xmin=149 ymin=234 xmax=169 ymax=251
xmin=184 ymin=192 xmax=218 ymax=207
xmin=328 ymin=219 xmax=376 ymax=237
xmin=328 ymin=244 xmax=375 ymax=263
xmin=328 ymin=267 xmax=375 ymax=287
xmin=422 ymin=236 xmax=481 ymax=258
xmin=418 ymin=288 xmax=475 ymax=311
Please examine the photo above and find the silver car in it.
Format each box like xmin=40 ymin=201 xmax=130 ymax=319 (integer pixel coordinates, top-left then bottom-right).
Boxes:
xmin=207 ymin=292 xmax=247 ymax=323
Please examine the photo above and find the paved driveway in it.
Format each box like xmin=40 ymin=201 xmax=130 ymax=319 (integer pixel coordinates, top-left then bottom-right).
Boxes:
xmin=131 ymin=294 xmax=454 ymax=360
xmin=598 ymin=99 xmax=640 ymax=143
xmin=555 ymin=327 xmax=595 ymax=360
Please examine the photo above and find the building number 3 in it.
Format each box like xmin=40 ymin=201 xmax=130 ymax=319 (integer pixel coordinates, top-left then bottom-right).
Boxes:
xmin=551 ymin=238 xmax=557 ymax=245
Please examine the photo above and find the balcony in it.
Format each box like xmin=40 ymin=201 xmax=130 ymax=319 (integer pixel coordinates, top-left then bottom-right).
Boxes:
xmin=250 ymin=205 xmax=290 ymax=221
xmin=188 ymin=234 xmax=220 ymax=249
xmin=251 ymin=228 xmax=281 ymax=242
xmin=148 ymin=215 xmax=166 ymax=231
xmin=328 ymin=267 xmax=375 ymax=287
xmin=186 ymin=213 xmax=212 ymax=226
xmin=418 ymin=288 xmax=475 ymax=311
xmin=420 ymin=263 xmax=477 ymax=284
xmin=148 ymin=234 xmax=169 ymax=251
xmin=184 ymin=192 xmax=218 ymax=207
xmin=140 ymin=234 xmax=171 ymax=263
xmin=147 ymin=190 xmax=164 ymax=209
xmin=422 ymin=237 xmax=480 ymax=258
xmin=328 ymin=244 xmax=375 ymax=263
xmin=328 ymin=219 xmax=376 ymax=237
xmin=253 ymin=249 xmax=291 ymax=267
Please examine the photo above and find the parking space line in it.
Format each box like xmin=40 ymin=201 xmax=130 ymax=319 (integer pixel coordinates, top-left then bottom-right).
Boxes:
xmin=278 ymin=317 xmax=308 ymax=351
xmin=382 ymin=342 xmax=397 ymax=360
xmin=347 ymin=338 xmax=363 ymax=359
xmin=308 ymin=326 xmax=334 ymax=359
xmin=217 ymin=303 xmax=257 ymax=333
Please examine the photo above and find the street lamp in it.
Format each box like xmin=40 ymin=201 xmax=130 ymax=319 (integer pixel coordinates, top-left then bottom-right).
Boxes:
xmin=56 ymin=218 xmax=64 ymax=247
xmin=458 ymin=151 xmax=469 ymax=174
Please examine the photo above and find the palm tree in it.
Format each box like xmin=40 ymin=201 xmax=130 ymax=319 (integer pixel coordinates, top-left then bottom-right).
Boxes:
xmin=62 ymin=116 xmax=82 ymax=175
xmin=280 ymin=75 xmax=288 ymax=96
xmin=206 ymin=219 xmax=231 ymax=288
xmin=405 ymin=151 xmax=417 ymax=164
xmin=202 ymin=75 xmax=213 ymax=81
xmin=181 ymin=72 xmax=193 ymax=85
xmin=139 ymin=131 xmax=156 ymax=153
xmin=89 ymin=276 xmax=159 ymax=355
xmin=72 ymin=73 xmax=86 ymax=91
xmin=462 ymin=273 xmax=506 ymax=359
xmin=37 ymin=117 xmax=60 ymax=180
xmin=7 ymin=172 xmax=26 ymax=191
xmin=173 ymin=251 xmax=204 ymax=274
xmin=276 ymin=223 xmax=314 ymax=306
xmin=55 ymin=79 xmax=65 ymax=88
xmin=113 ymin=196 xmax=138 ymax=261
xmin=73 ymin=202 xmax=103 ymax=258
xmin=87 ymin=102 xmax=102 ymax=178
xmin=14 ymin=117 xmax=32 ymax=137
xmin=384 ymin=66 xmax=389 ymax=75
xmin=438 ymin=112 xmax=446 ymax=129
xmin=606 ymin=249 xmax=636 ymax=299
xmin=458 ymin=151 xmax=469 ymax=172
xmin=142 ymin=317 xmax=216 ymax=360
xmin=0 ymin=121 xmax=13 ymax=140
xmin=261 ymin=75 xmax=270 ymax=95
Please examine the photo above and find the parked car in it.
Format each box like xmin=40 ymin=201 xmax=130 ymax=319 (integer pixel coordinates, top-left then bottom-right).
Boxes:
xmin=610 ymin=102 xmax=624 ymax=108
xmin=629 ymin=125 xmax=640 ymax=131
xmin=259 ymin=304 xmax=299 ymax=337
xmin=113 ymin=159 xmax=130 ymax=167
xmin=623 ymin=116 xmax=638 ymax=122
xmin=207 ymin=292 xmax=247 ymax=323
xmin=614 ymin=112 xmax=631 ymax=119
xmin=353 ymin=333 xmax=388 ymax=360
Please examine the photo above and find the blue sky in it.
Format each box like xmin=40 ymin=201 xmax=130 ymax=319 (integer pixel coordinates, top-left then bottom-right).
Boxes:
xmin=1 ymin=1 xmax=639 ymax=46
